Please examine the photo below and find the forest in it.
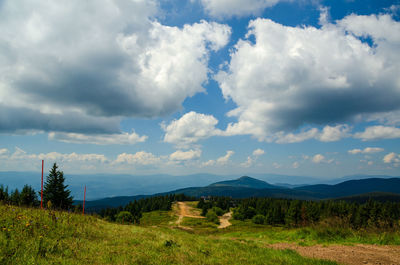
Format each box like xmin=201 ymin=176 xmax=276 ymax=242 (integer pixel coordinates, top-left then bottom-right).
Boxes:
xmin=197 ymin=196 xmax=400 ymax=229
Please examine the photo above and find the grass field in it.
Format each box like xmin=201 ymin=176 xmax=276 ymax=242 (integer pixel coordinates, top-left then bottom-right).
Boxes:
xmin=2 ymin=202 xmax=400 ymax=264
xmin=0 ymin=203 xmax=340 ymax=265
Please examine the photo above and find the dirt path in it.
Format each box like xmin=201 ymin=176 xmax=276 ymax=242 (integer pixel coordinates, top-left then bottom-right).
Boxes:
xmin=175 ymin=202 xmax=204 ymax=226
xmin=268 ymin=242 xmax=400 ymax=265
xmin=218 ymin=212 xmax=232 ymax=229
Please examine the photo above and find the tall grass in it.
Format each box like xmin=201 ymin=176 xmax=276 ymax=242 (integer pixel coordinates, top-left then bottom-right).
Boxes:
xmin=0 ymin=204 xmax=338 ymax=264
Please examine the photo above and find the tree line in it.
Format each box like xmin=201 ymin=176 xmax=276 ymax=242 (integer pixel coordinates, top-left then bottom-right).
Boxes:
xmin=0 ymin=163 xmax=73 ymax=210
xmin=232 ymin=197 xmax=400 ymax=229
xmin=99 ymin=194 xmax=196 ymax=224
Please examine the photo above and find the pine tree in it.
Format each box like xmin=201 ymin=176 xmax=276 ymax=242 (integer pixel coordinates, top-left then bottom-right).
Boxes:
xmin=43 ymin=163 xmax=73 ymax=210
xmin=20 ymin=185 xmax=38 ymax=207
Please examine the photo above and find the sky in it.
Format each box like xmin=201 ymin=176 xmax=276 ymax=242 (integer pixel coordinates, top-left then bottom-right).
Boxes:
xmin=1 ymin=0 xmax=400 ymax=179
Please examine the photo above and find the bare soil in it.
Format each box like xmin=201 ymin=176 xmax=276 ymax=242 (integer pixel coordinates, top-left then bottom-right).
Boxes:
xmin=175 ymin=202 xmax=204 ymax=226
xmin=268 ymin=242 xmax=400 ymax=265
xmin=218 ymin=212 xmax=232 ymax=229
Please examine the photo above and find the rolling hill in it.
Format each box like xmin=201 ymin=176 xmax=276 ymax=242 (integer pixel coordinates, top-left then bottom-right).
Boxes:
xmin=294 ymin=178 xmax=400 ymax=198
xmin=79 ymin=176 xmax=400 ymax=210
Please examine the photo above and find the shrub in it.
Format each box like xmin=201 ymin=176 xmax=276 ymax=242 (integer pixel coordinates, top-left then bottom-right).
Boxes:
xmin=206 ymin=210 xmax=220 ymax=225
xmin=212 ymin=207 xmax=224 ymax=216
xmin=115 ymin=211 xmax=133 ymax=224
xmin=252 ymin=214 xmax=265 ymax=225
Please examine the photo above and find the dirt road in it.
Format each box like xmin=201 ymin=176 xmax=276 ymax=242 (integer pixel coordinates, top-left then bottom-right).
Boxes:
xmin=218 ymin=212 xmax=232 ymax=229
xmin=175 ymin=202 xmax=204 ymax=225
xmin=269 ymin=242 xmax=400 ymax=265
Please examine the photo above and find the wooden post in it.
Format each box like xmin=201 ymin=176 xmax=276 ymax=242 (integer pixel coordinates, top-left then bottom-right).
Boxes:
xmin=41 ymin=160 xmax=44 ymax=209
xmin=83 ymin=185 xmax=86 ymax=215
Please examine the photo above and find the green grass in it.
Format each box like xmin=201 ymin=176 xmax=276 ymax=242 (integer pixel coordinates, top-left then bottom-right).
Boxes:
xmin=0 ymin=204 xmax=339 ymax=265
xmin=180 ymin=217 xmax=218 ymax=232
xmin=140 ymin=210 xmax=177 ymax=226
xmin=219 ymin=219 xmax=400 ymax=246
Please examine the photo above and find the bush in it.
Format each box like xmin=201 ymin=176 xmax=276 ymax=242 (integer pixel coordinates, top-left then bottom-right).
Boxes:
xmin=252 ymin=214 xmax=265 ymax=224
xmin=212 ymin=207 xmax=224 ymax=216
xmin=206 ymin=210 xmax=220 ymax=225
xmin=115 ymin=211 xmax=133 ymax=224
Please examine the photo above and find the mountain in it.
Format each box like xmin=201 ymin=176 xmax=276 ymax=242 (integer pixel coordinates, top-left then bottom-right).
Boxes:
xmin=75 ymin=176 xmax=400 ymax=211
xmin=322 ymin=174 xmax=398 ymax=185
xmin=0 ymin=171 xmax=234 ymax=200
xmin=74 ymin=195 xmax=148 ymax=211
xmin=208 ymin=176 xmax=278 ymax=189
xmin=169 ymin=177 xmax=400 ymax=201
xmin=294 ymin=178 xmax=400 ymax=198
xmin=333 ymin=192 xmax=400 ymax=203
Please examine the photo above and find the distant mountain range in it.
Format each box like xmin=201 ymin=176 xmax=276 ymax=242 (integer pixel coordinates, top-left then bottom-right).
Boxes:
xmin=1 ymin=171 xmax=398 ymax=200
xmin=76 ymin=176 xmax=400 ymax=210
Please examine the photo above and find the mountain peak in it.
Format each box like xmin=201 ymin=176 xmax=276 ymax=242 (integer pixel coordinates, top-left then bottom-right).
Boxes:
xmin=208 ymin=176 xmax=276 ymax=189
xmin=238 ymin=176 xmax=253 ymax=180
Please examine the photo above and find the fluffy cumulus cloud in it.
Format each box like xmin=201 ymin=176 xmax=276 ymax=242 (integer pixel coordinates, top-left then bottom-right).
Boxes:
xmin=348 ymin=147 xmax=384 ymax=155
xmin=274 ymin=125 xmax=351 ymax=143
xmin=354 ymin=126 xmax=400 ymax=141
xmin=241 ymin=148 xmax=265 ymax=167
xmin=0 ymin=0 xmax=230 ymax=135
xmin=5 ymin=147 xmax=107 ymax=163
xmin=203 ymin=150 xmax=234 ymax=166
xmin=162 ymin=112 xmax=223 ymax=147
xmin=253 ymin=148 xmax=265 ymax=156
xmin=114 ymin=151 xmax=160 ymax=165
xmin=169 ymin=149 xmax=202 ymax=161
xmin=312 ymin=154 xmax=325 ymax=164
xmin=383 ymin=152 xmax=400 ymax=167
xmin=215 ymin=13 xmax=400 ymax=142
xmin=310 ymin=154 xmax=334 ymax=164
xmin=200 ymin=0 xmax=287 ymax=18
xmin=48 ymin=131 xmax=147 ymax=145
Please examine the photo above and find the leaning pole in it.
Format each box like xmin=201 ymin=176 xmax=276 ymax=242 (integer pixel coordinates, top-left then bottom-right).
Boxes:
xmin=83 ymin=185 xmax=86 ymax=215
xmin=41 ymin=160 xmax=44 ymax=209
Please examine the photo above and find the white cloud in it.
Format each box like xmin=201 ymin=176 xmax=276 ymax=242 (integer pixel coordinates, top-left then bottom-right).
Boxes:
xmin=354 ymin=126 xmax=400 ymax=141
xmin=216 ymin=150 xmax=234 ymax=165
xmin=253 ymin=148 xmax=265 ymax=156
xmin=348 ymin=147 xmax=384 ymax=154
xmin=0 ymin=148 xmax=9 ymax=156
xmin=200 ymin=0 xmax=287 ymax=18
xmin=274 ymin=125 xmax=350 ymax=143
xmin=241 ymin=148 xmax=265 ymax=167
xmin=383 ymin=152 xmax=400 ymax=165
xmin=9 ymin=147 xmax=107 ymax=163
xmin=0 ymin=1 xmax=231 ymax=134
xmin=169 ymin=149 xmax=202 ymax=161
xmin=241 ymin=156 xmax=254 ymax=168
xmin=162 ymin=112 xmax=223 ymax=147
xmin=114 ymin=151 xmax=160 ymax=165
xmin=312 ymin=154 xmax=325 ymax=164
xmin=215 ymin=13 xmax=400 ymax=141
xmin=292 ymin=161 xmax=300 ymax=168
xmin=48 ymin=131 xmax=147 ymax=145
xmin=318 ymin=125 xmax=351 ymax=142
xmin=202 ymin=150 xmax=234 ymax=166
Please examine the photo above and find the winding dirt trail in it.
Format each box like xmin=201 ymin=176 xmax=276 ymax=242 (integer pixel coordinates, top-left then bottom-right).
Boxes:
xmin=218 ymin=212 xmax=232 ymax=229
xmin=175 ymin=202 xmax=204 ymax=226
xmin=268 ymin=243 xmax=400 ymax=265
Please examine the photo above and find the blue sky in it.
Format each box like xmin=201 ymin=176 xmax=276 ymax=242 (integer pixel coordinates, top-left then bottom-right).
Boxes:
xmin=1 ymin=0 xmax=400 ymax=179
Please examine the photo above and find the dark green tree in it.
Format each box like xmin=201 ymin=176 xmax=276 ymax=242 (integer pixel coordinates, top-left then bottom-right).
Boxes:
xmin=43 ymin=163 xmax=73 ymax=210
xmin=0 ymin=185 xmax=9 ymax=202
xmin=10 ymin=188 xmax=21 ymax=205
xmin=20 ymin=185 xmax=38 ymax=207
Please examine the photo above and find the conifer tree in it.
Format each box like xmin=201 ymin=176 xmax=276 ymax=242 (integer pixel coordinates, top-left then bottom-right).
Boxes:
xmin=20 ymin=185 xmax=38 ymax=207
xmin=43 ymin=163 xmax=73 ymax=210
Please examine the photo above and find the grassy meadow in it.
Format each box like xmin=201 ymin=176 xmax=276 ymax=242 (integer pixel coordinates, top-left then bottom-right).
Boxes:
xmin=1 ymin=202 xmax=399 ymax=264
